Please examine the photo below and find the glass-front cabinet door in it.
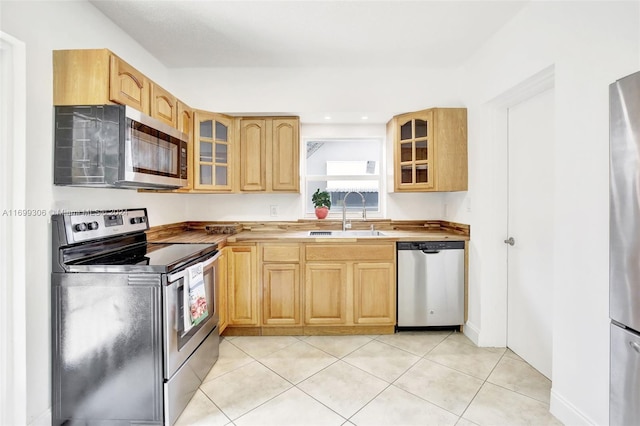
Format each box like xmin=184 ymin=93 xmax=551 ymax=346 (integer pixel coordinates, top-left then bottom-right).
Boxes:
xmin=395 ymin=110 xmax=434 ymax=190
xmin=194 ymin=112 xmax=233 ymax=191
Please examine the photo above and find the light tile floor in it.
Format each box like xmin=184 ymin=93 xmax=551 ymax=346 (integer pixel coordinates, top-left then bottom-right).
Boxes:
xmin=176 ymin=331 xmax=562 ymax=426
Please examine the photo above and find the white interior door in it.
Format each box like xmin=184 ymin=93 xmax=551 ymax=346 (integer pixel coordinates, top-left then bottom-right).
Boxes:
xmin=506 ymin=88 xmax=554 ymax=379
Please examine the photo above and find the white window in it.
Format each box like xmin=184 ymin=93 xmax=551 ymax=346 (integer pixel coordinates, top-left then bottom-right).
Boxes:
xmin=305 ymin=138 xmax=384 ymax=217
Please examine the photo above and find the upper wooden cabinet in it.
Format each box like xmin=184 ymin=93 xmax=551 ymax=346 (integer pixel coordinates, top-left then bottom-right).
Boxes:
xmin=237 ymin=117 xmax=300 ymax=193
xmin=54 ymin=49 xmax=150 ymax=114
xmin=54 ymin=49 xmax=182 ymax=129
xmin=150 ymin=82 xmax=178 ymax=127
xmin=109 ymin=54 xmax=149 ymax=114
xmin=387 ymin=108 xmax=467 ymax=192
xmin=176 ymin=101 xmax=195 ymax=191
xmin=194 ymin=111 xmax=234 ymax=192
xmin=271 ymin=118 xmax=300 ymax=192
xmin=239 ymin=119 xmax=267 ymax=191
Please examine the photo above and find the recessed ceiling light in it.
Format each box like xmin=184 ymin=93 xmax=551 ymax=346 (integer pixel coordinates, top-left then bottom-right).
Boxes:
xmin=324 ymin=116 xmax=331 ymax=120
xmin=361 ymin=116 xmax=368 ymax=120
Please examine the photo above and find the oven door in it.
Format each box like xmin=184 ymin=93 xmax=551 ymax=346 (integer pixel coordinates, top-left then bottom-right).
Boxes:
xmin=164 ymin=250 xmax=220 ymax=379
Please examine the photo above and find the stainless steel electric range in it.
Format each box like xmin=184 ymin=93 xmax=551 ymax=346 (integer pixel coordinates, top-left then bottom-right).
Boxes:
xmin=51 ymin=208 xmax=220 ymax=425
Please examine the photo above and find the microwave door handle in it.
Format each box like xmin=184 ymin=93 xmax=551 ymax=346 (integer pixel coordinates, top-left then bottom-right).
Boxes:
xmin=97 ymin=136 xmax=103 ymax=167
xmin=125 ymin=124 xmax=133 ymax=172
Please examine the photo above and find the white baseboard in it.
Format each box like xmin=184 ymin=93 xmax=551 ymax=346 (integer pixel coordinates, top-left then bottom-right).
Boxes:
xmin=463 ymin=320 xmax=480 ymax=346
xmin=550 ymin=388 xmax=597 ymax=426
xmin=28 ymin=408 xmax=51 ymax=426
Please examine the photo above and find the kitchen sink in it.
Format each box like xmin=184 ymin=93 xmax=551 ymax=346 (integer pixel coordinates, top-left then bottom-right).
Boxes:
xmin=308 ymin=230 xmax=386 ymax=237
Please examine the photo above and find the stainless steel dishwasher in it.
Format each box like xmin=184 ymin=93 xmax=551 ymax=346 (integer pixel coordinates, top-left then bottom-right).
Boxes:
xmin=397 ymin=241 xmax=465 ymax=329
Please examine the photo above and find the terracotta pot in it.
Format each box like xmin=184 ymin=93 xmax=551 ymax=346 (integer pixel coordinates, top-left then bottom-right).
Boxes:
xmin=315 ymin=207 xmax=329 ymax=219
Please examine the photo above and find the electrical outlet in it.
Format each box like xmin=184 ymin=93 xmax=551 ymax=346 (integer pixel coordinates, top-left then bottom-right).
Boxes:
xmin=270 ymin=205 xmax=278 ymax=217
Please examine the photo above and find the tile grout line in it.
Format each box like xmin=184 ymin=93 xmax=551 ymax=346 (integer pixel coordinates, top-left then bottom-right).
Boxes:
xmin=344 ymin=381 xmax=395 ymax=424
xmin=193 ymin=388 xmax=234 ymax=425
xmin=458 ymin=346 xmax=510 ymax=423
xmin=193 ymin=333 xmax=552 ymax=426
xmin=204 ymin=337 xmax=303 ymax=422
xmin=238 ymin=337 xmax=351 ymax=424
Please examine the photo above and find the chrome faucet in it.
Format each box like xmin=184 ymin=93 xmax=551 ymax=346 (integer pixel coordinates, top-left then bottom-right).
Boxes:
xmin=342 ymin=191 xmax=367 ymax=231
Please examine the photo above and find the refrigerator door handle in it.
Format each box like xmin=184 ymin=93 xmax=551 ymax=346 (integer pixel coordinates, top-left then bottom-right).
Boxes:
xmin=629 ymin=341 xmax=640 ymax=354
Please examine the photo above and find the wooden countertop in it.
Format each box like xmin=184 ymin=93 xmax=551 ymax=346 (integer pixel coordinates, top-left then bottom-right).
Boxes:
xmin=147 ymin=220 xmax=470 ymax=245
xmin=226 ymin=229 xmax=468 ymax=243
xmin=151 ymin=230 xmax=229 ymax=245
xmin=152 ymin=229 xmax=468 ymax=245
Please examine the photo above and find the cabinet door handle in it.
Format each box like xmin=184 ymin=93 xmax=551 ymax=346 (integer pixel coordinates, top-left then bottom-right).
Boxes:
xmin=504 ymin=237 xmax=515 ymax=246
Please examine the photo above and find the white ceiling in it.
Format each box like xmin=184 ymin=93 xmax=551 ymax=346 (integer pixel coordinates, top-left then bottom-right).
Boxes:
xmin=89 ymin=0 xmax=529 ymax=69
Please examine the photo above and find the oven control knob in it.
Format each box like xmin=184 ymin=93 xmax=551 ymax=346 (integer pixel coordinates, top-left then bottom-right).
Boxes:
xmin=130 ymin=218 xmax=137 ymax=224
xmin=74 ymin=223 xmax=87 ymax=232
xmin=88 ymin=221 xmax=99 ymax=230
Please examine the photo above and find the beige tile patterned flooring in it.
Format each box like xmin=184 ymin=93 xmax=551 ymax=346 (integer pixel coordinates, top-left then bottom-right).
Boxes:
xmin=176 ymin=331 xmax=562 ymax=426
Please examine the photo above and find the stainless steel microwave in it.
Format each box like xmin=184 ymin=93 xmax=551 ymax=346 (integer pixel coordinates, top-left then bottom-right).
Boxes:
xmin=54 ymin=105 xmax=188 ymax=189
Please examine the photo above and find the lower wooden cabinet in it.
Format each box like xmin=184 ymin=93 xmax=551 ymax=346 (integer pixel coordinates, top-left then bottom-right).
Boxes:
xmin=216 ymin=247 xmax=228 ymax=334
xmin=261 ymin=243 xmax=302 ymax=326
xmin=304 ymin=243 xmax=396 ymax=327
xmin=227 ymin=245 xmax=258 ymax=326
xmin=263 ymin=263 xmax=301 ymax=325
xmin=353 ymin=262 xmax=395 ymax=325
xmin=304 ymin=263 xmax=348 ymax=325
xmin=224 ymin=241 xmax=396 ymax=334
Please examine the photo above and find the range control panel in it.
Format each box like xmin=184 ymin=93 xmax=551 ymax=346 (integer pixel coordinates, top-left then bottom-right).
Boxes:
xmin=60 ymin=208 xmax=149 ymax=244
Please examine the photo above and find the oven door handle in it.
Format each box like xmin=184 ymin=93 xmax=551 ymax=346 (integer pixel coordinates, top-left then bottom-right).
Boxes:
xmin=167 ymin=250 xmax=221 ymax=282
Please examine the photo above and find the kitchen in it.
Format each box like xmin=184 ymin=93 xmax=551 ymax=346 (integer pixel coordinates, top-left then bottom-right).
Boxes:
xmin=1 ymin=1 xmax=638 ymax=425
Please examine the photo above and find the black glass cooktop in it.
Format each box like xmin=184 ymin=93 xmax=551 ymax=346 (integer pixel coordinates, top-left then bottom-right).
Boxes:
xmin=67 ymin=242 xmax=218 ymax=273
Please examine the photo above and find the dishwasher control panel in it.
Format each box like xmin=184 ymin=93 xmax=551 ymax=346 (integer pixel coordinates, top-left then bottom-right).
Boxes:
xmin=397 ymin=241 xmax=465 ymax=251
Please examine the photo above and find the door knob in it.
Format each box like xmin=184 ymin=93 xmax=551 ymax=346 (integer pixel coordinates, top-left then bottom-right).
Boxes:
xmin=504 ymin=237 xmax=515 ymax=246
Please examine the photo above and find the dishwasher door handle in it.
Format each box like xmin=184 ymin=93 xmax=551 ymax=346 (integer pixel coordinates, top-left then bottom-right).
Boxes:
xmin=421 ymin=250 xmax=441 ymax=254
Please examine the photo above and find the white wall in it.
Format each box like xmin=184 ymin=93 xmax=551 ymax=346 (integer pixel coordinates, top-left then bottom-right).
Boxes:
xmin=171 ymin=67 xmax=461 ymax=220
xmin=169 ymin=67 xmax=463 ymax=121
xmin=0 ymin=2 xmax=459 ymax=422
xmin=0 ymin=2 xmax=188 ymax=423
xmin=185 ymin=122 xmax=447 ymax=221
xmin=454 ymin=2 xmax=640 ymax=424
xmin=6 ymin=1 xmax=638 ymax=425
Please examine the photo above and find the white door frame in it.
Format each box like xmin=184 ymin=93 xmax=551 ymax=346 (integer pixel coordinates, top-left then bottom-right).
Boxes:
xmin=0 ymin=31 xmax=27 ymax=426
xmin=483 ymin=65 xmax=555 ymax=345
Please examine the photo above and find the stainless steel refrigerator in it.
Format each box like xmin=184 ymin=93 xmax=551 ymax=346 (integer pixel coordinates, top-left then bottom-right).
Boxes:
xmin=610 ymin=70 xmax=640 ymax=426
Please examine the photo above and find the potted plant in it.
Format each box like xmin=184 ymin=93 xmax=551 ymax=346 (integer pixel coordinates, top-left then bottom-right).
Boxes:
xmin=312 ymin=188 xmax=331 ymax=219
